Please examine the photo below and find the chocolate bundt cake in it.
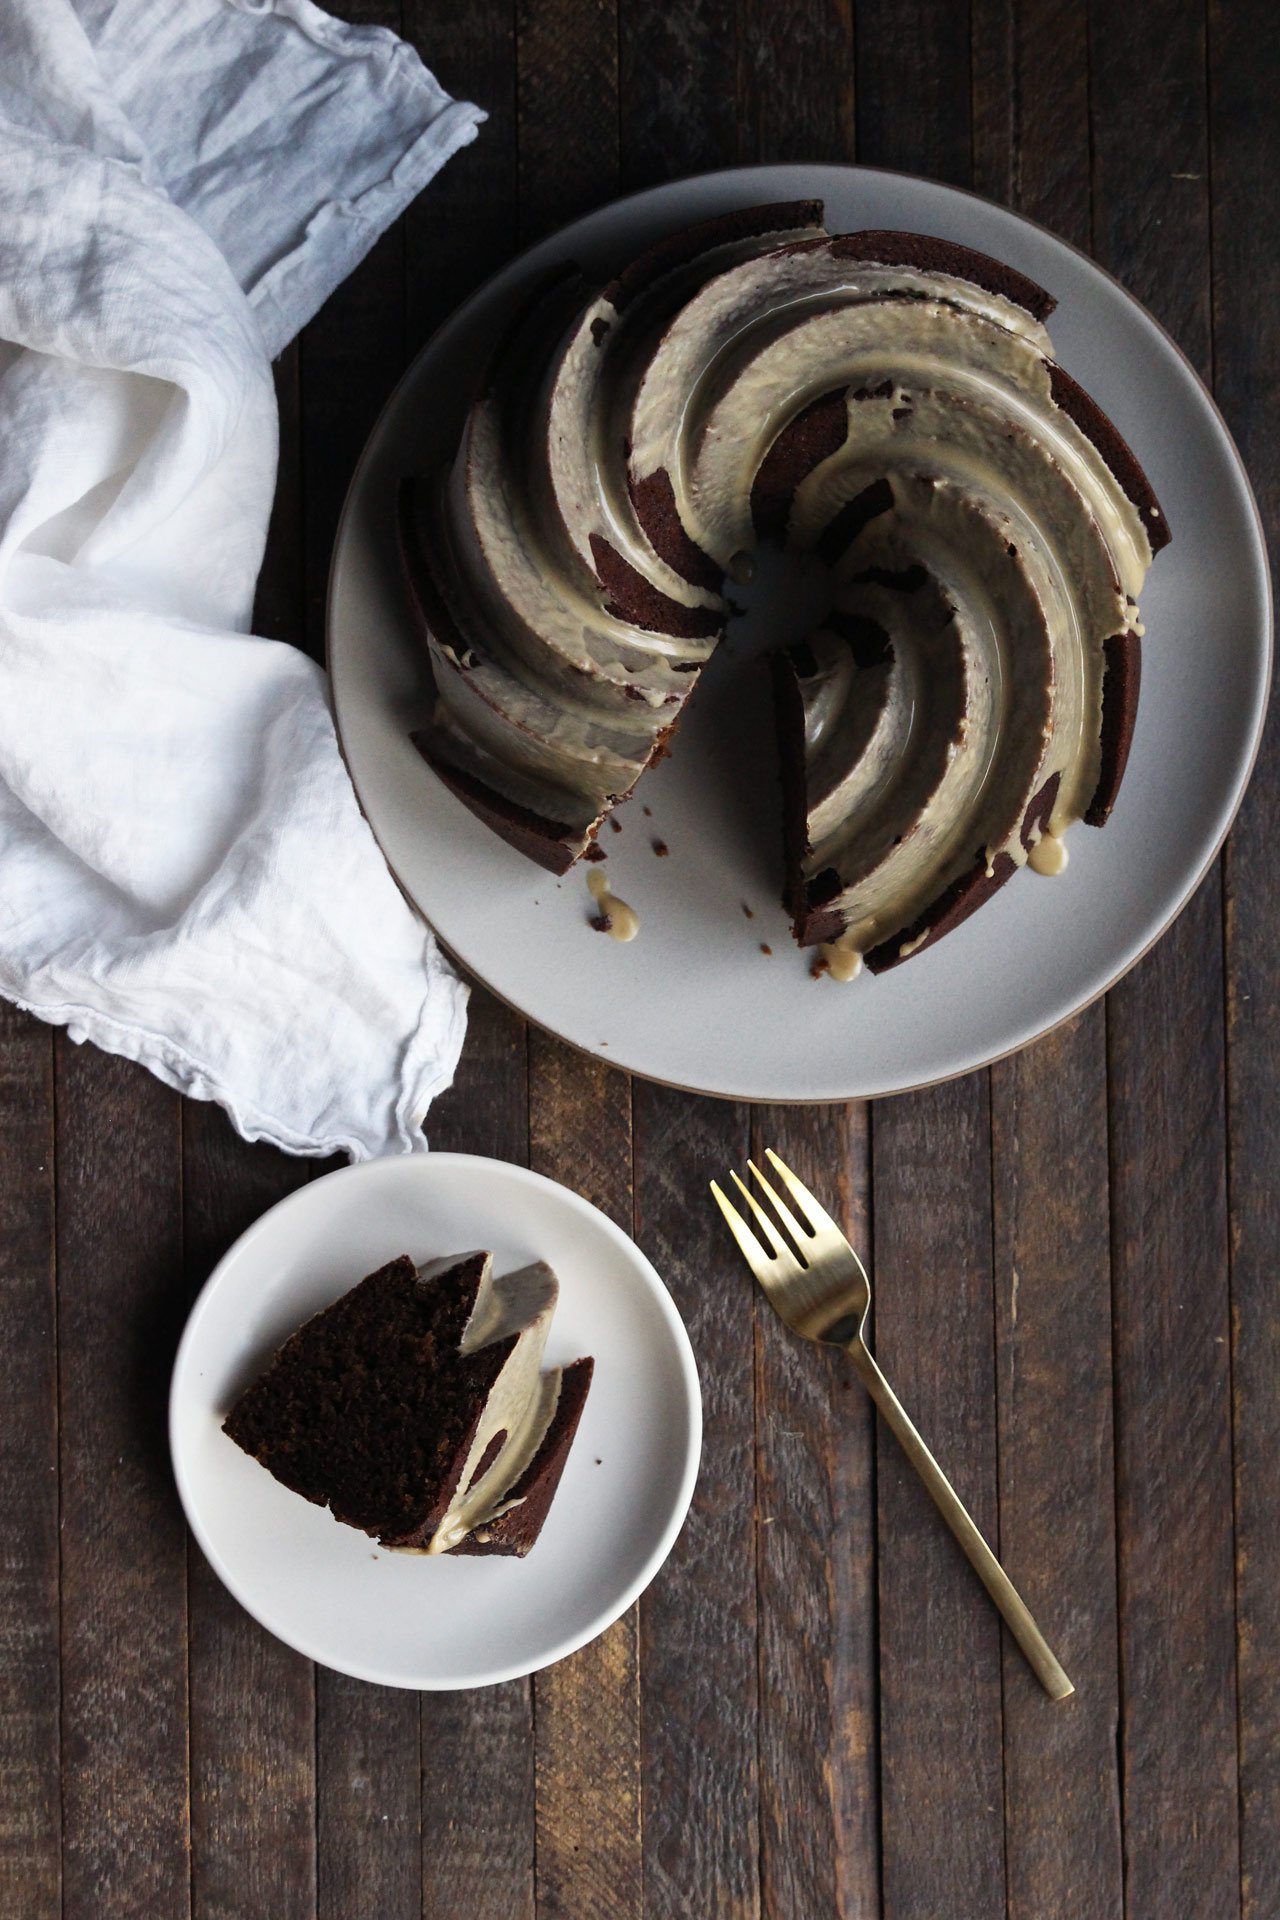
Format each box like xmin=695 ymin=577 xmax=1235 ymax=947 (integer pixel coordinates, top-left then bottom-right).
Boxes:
xmin=223 ymin=1252 xmax=593 ymax=1557
xmin=398 ymin=201 xmax=1169 ymax=975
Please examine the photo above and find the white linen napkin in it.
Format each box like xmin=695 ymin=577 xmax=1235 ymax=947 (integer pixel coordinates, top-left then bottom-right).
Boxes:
xmin=0 ymin=0 xmax=483 ymax=1158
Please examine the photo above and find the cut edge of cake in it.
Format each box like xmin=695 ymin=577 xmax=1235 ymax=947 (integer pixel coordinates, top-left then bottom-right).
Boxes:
xmin=222 ymin=1251 xmax=593 ymax=1559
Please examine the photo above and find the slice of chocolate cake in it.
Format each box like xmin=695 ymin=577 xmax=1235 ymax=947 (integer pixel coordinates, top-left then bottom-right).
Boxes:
xmin=223 ymin=1251 xmax=592 ymax=1557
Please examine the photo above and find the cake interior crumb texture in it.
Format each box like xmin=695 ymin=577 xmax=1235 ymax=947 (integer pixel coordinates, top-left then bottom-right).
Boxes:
xmin=222 ymin=1252 xmax=591 ymax=1557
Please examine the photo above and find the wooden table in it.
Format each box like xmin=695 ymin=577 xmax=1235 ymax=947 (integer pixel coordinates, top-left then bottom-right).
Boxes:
xmin=2 ymin=2 xmax=1275 ymax=1915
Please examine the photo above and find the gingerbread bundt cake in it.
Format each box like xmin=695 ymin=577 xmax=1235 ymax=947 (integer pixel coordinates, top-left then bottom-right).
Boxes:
xmin=397 ymin=201 xmax=1168 ymax=975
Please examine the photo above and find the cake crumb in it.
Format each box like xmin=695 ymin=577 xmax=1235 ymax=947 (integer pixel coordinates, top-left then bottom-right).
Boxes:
xmin=652 ymin=838 xmax=669 ymax=857
xmin=609 ymin=816 xmax=623 ymax=833
xmin=642 ymin=805 xmax=652 ymax=817
xmin=811 ymin=956 xmax=830 ymax=981
xmin=590 ymin=913 xmax=613 ymax=934
xmin=594 ymin=1458 xmax=602 ymax=1466
xmin=760 ymin=943 xmax=772 ymax=956
xmin=583 ymin=843 xmax=607 ymax=862
xmin=742 ymin=902 xmax=754 ymax=918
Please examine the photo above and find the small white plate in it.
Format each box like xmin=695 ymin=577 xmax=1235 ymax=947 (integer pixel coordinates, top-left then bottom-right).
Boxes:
xmin=170 ymin=1155 xmax=701 ymax=1690
xmin=328 ymin=164 xmax=1271 ymax=1101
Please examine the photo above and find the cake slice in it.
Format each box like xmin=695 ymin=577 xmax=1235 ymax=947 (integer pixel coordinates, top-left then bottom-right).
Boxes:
xmin=222 ymin=1252 xmax=593 ymax=1557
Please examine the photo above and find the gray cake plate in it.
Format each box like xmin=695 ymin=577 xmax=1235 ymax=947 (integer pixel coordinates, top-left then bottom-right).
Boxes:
xmin=327 ymin=165 xmax=1271 ymax=1103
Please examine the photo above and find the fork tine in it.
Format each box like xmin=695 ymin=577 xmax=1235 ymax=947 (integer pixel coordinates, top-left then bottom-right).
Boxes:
xmin=710 ymin=1179 xmax=776 ymax=1275
xmin=729 ymin=1169 xmax=801 ymax=1271
xmin=763 ymin=1147 xmax=843 ymax=1238
xmin=746 ymin=1158 xmax=808 ymax=1248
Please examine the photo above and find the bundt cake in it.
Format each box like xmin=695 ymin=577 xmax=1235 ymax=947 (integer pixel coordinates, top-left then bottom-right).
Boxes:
xmin=223 ymin=1251 xmax=593 ymax=1557
xmin=397 ymin=200 xmax=1169 ymax=975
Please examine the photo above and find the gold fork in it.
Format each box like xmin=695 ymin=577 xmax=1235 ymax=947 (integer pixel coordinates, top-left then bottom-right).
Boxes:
xmin=712 ymin=1148 xmax=1073 ymax=1701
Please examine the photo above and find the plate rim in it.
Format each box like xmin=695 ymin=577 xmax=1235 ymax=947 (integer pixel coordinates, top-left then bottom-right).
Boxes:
xmin=326 ymin=161 xmax=1274 ymax=1104
xmin=169 ymin=1151 xmax=704 ymax=1690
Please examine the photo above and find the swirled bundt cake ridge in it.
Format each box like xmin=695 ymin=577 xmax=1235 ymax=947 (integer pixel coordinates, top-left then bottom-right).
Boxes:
xmin=397 ymin=200 xmax=1169 ymax=970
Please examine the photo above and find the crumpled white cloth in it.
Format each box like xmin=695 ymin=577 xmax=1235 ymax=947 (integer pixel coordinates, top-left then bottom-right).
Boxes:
xmin=0 ymin=0 xmax=482 ymax=1157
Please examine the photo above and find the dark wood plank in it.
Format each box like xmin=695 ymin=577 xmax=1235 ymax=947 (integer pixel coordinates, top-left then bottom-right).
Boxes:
xmin=291 ymin=14 xmax=422 ymax=1913
xmin=317 ymin=1672 xmax=420 ymax=1920
xmin=990 ymin=1017 xmax=1123 ymax=1920
xmin=56 ymin=1044 xmax=190 ymax=1917
xmin=731 ymin=31 xmax=869 ymax=1912
xmin=184 ymin=1108 xmax=316 ymax=1920
xmin=608 ymin=24 xmax=763 ymax=1916
xmin=0 ymin=1007 xmax=59 ymax=1918
xmin=1209 ymin=4 xmax=1280 ymax=1915
xmin=516 ymin=0 xmax=619 ymax=245
xmin=633 ymin=1085 xmax=759 ymax=1919
xmin=854 ymin=0 xmax=972 ymax=188
xmin=1091 ymin=6 xmax=1241 ymax=1916
xmin=421 ymin=989 xmax=536 ymax=1920
xmin=1106 ymin=896 xmax=1238 ymax=1920
xmin=397 ymin=4 xmax=541 ymax=1907
xmin=752 ymin=1104 xmax=879 ymax=1920
xmin=528 ymin=1034 xmax=641 ymax=1920
xmin=298 ymin=0 xmax=408 ymax=663
xmin=418 ymin=1685 xmax=536 ymax=1920
xmin=404 ymin=0 xmax=517 ymax=356
xmin=854 ymin=18 xmax=1005 ymax=1916
xmin=186 ymin=196 xmax=316 ymax=1913
xmin=872 ymin=1079 xmax=1005 ymax=1920
xmin=972 ymin=13 xmax=1125 ymax=1918
xmin=971 ymin=0 xmax=1089 ymax=242
xmin=737 ymin=0 xmax=854 ymax=165
xmin=618 ymin=0 xmax=741 ymax=190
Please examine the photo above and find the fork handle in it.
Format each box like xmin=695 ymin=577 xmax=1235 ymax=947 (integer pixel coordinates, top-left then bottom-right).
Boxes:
xmin=848 ymin=1339 xmax=1074 ymax=1701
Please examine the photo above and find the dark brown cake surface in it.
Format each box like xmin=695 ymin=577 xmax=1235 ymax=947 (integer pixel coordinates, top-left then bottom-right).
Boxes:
xmin=223 ymin=1253 xmax=506 ymax=1545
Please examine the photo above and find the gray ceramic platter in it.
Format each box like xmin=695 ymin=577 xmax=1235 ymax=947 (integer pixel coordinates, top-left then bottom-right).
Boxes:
xmin=328 ymin=165 xmax=1271 ymax=1102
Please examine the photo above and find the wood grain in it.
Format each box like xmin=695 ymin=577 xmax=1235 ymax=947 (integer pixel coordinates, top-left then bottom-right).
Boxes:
xmin=56 ymin=1044 xmax=190 ymax=1918
xmin=3 ymin=3 xmax=1275 ymax=1916
xmin=618 ymin=0 xmax=741 ymax=189
xmin=855 ymin=19 xmax=1004 ymax=1918
xmin=737 ymin=0 xmax=854 ymax=166
xmin=633 ymin=1086 xmax=758 ymax=1920
xmin=183 ymin=1109 xmax=315 ymax=1920
xmin=752 ymin=1104 xmax=879 ymax=1920
xmin=608 ymin=26 xmax=762 ymax=1916
xmin=422 ymin=989 xmax=535 ymax=1920
xmin=974 ymin=13 xmax=1124 ymax=1918
xmin=0 ymin=1008 xmax=59 ymax=1919
xmin=404 ymin=0 xmax=517 ymax=356
xmin=854 ymin=0 xmax=971 ymax=188
xmin=730 ymin=27 xmax=868 ymax=1909
xmin=517 ymin=0 xmax=620 ymax=245
xmin=296 ymin=12 xmax=425 ymax=1909
xmin=990 ymin=1018 xmax=1123 ymax=1920
xmin=872 ymin=1079 xmax=1005 ymax=1920
xmin=1091 ymin=5 xmax=1241 ymax=1916
xmin=185 ymin=206 xmax=316 ymax=1911
xmin=528 ymin=1033 xmax=641 ymax=1920
xmin=1210 ymin=3 xmax=1280 ymax=1915
xmin=298 ymin=0 xmax=408 ymax=663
